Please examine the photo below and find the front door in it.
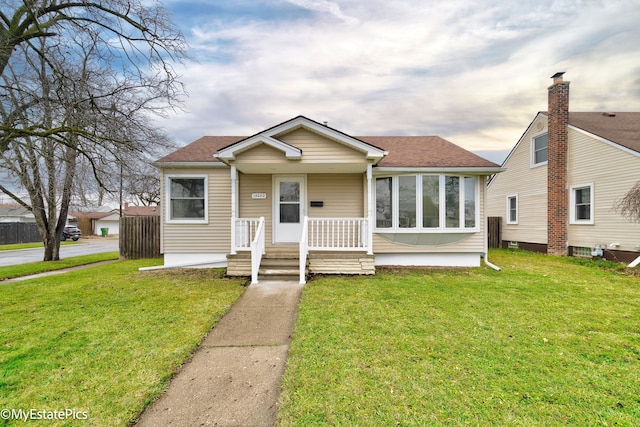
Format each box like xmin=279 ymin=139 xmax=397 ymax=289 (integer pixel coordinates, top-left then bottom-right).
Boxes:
xmin=273 ymin=175 xmax=305 ymax=243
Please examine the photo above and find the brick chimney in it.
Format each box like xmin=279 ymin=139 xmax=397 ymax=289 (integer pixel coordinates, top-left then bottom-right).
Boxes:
xmin=547 ymin=72 xmax=570 ymax=256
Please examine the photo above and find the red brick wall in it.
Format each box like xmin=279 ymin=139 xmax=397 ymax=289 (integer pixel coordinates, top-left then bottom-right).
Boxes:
xmin=547 ymin=77 xmax=570 ymax=256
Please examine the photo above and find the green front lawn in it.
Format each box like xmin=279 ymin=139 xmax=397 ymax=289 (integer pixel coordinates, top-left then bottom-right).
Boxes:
xmin=0 ymin=260 xmax=246 ymax=426
xmin=279 ymin=250 xmax=640 ymax=426
xmin=0 ymin=252 xmax=120 ymax=280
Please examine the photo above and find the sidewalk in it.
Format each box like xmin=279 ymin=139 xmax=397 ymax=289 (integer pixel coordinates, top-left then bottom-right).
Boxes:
xmin=135 ymin=279 xmax=303 ymax=427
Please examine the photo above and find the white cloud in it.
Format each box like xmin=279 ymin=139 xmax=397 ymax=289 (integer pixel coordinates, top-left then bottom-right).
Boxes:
xmin=157 ymin=0 xmax=640 ymax=157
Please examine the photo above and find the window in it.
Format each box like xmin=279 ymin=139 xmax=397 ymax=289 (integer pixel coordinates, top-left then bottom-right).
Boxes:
xmin=167 ymin=176 xmax=207 ymax=222
xmin=507 ymin=195 xmax=518 ymax=224
xmin=375 ymin=174 xmax=479 ymax=231
xmin=398 ymin=176 xmax=417 ymax=228
xmin=422 ymin=175 xmax=439 ymax=228
xmin=532 ymin=133 xmax=548 ymax=166
xmin=570 ymin=184 xmax=594 ymax=224
xmin=376 ymin=177 xmax=393 ymax=228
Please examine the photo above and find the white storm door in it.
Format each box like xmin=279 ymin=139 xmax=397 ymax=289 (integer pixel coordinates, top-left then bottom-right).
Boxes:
xmin=273 ymin=176 xmax=305 ymax=243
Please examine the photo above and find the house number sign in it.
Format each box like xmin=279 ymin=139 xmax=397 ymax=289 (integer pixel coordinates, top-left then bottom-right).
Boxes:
xmin=252 ymin=193 xmax=267 ymax=199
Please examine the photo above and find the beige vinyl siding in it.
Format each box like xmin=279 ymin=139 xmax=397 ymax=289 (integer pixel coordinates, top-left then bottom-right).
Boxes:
xmin=279 ymin=128 xmax=367 ymax=163
xmin=567 ymin=129 xmax=640 ymax=252
xmin=486 ymin=115 xmax=548 ymax=244
xmin=373 ymin=177 xmax=487 ymax=253
xmin=238 ymin=173 xmax=273 ymax=245
xmin=307 ymin=174 xmax=364 ymax=217
xmin=161 ymin=167 xmax=231 ymax=253
xmin=235 ymin=143 xmax=288 ymax=164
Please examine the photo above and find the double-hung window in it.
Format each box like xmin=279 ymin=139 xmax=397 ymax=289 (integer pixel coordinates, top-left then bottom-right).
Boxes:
xmin=570 ymin=183 xmax=594 ymax=224
xmin=507 ymin=195 xmax=518 ymax=224
xmin=167 ymin=176 xmax=208 ymax=223
xmin=532 ymin=133 xmax=548 ymax=166
xmin=375 ymin=174 xmax=478 ymax=231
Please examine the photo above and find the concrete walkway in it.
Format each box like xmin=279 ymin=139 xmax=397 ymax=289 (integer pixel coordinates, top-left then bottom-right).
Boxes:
xmin=135 ymin=279 xmax=303 ymax=427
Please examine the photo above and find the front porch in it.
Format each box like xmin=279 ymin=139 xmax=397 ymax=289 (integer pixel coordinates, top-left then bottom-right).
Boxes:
xmin=227 ymin=217 xmax=374 ymax=284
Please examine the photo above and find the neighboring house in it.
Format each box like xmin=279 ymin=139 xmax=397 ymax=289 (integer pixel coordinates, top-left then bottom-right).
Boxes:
xmin=0 ymin=203 xmax=35 ymax=222
xmin=154 ymin=115 xmax=502 ymax=283
xmin=73 ymin=204 xmax=160 ymax=236
xmin=487 ymin=73 xmax=640 ymax=264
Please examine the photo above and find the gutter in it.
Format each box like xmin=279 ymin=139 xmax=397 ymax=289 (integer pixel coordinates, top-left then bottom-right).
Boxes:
xmin=628 ymin=256 xmax=640 ymax=268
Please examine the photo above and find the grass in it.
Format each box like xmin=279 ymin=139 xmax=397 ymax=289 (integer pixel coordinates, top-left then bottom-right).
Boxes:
xmin=0 ymin=260 xmax=246 ymax=426
xmin=278 ymin=249 xmax=640 ymax=426
xmin=0 ymin=241 xmax=81 ymax=251
xmin=0 ymin=252 xmax=120 ymax=280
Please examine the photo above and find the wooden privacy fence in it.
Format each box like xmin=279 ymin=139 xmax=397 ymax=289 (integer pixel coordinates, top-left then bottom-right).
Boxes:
xmin=487 ymin=216 xmax=502 ymax=249
xmin=0 ymin=222 xmax=41 ymax=244
xmin=119 ymin=215 xmax=160 ymax=259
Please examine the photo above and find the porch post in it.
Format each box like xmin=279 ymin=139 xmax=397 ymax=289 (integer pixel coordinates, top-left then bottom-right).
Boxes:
xmin=230 ymin=164 xmax=237 ymax=255
xmin=366 ymin=164 xmax=374 ymax=255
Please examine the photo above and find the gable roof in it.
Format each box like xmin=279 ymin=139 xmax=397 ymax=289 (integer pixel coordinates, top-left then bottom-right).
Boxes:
xmin=154 ymin=116 xmax=501 ymax=170
xmin=215 ymin=115 xmax=387 ymax=162
xmin=567 ymin=112 xmax=640 ymax=154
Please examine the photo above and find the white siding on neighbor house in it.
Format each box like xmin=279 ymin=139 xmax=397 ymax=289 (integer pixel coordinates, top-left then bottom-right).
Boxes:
xmin=567 ymin=128 xmax=640 ymax=252
xmin=486 ymin=115 xmax=548 ymax=244
xmin=373 ymin=177 xmax=488 ymax=255
xmin=161 ymin=167 xmax=232 ymax=254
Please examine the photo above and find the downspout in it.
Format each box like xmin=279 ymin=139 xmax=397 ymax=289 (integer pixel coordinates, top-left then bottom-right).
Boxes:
xmin=482 ymin=175 xmax=501 ymax=271
xmin=628 ymin=256 xmax=640 ymax=268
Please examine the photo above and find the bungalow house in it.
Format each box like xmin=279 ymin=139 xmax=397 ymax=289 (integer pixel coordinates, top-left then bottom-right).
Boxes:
xmin=154 ymin=116 xmax=503 ymax=283
xmin=486 ymin=73 xmax=640 ymax=264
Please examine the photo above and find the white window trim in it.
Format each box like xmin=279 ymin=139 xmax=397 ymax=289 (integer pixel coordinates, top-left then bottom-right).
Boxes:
xmin=166 ymin=174 xmax=209 ymax=224
xmin=374 ymin=174 xmax=480 ymax=233
xmin=506 ymin=194 xmax=518 ymax=224
xmin=531 ymin=132 xmax=549 ymax=168
xmin=569 ymin=183 xmax=594 ymax=225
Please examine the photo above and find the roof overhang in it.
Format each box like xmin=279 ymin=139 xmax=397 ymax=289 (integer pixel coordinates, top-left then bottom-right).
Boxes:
xmin=152 ymin=161 xmax=228 ymax=169
xmin=374 ymin=167 xmax=505 ymax=175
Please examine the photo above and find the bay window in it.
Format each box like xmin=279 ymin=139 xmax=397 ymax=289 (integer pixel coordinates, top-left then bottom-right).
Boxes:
xmin=375 ymin=174 xmax=479 ymax=231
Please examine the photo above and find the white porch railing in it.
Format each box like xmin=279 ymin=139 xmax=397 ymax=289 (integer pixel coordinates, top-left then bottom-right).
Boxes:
xmin=250 ymin=217 xmax=266 ymax=284
xmin=300 ymin=216 xmax=370 ymax=284
xmin=234 ymin=218 xmax=263 ymax=252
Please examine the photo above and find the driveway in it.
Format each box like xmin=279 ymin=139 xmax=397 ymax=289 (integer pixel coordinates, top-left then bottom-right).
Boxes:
xmin=0 ymin=238 xmax=119 ymax=266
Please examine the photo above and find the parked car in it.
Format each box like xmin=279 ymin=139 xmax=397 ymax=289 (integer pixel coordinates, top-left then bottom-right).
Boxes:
xmin=62 ymin=225 xmax=81 ymax=241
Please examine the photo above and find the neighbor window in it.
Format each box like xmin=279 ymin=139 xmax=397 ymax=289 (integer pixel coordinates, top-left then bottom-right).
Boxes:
xmin=570 ymin=183 xmax=594 ymax=224
xmin=532 ymin=133 xmax=548 ymax=166
xmin=375 ymin=174 xmax=478 ymax=231
xmin=507 ymin=195 xmax=518 ymax=224
xmin=167 ymin=176 xmax=207 ymax=222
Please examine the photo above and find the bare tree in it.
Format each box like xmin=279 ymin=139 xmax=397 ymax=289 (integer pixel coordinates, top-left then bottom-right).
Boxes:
xmin=0 ymin=31 xmax=179 ymax=260
xmin=0 ymin=0 xmax=186 ymax=150
xmin=615 ymin=181 xmax=640 ymax=223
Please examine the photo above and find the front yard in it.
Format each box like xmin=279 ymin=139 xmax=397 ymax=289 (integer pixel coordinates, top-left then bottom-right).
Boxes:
xmin=0 ymin=260 xmax=246 ymax=426
xmin=278 ymin=250 xmax=640 ymax=425
xmin=0 ymin=251 xmax=638 ymax=426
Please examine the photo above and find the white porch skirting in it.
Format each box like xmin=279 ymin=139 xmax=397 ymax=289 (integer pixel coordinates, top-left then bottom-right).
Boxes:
xmin=164 ymin=253 xmax=228 ymax=268
xmin=375 ymin=253 xmax=481 ymax=267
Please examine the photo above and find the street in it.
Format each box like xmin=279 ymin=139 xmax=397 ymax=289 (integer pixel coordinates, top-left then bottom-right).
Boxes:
xmin=0 ymin=238 xmax=119 ymax=267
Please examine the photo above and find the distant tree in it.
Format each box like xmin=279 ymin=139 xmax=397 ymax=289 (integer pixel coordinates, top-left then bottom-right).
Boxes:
xmin=615 ymin=181 xmax=640 ymax=223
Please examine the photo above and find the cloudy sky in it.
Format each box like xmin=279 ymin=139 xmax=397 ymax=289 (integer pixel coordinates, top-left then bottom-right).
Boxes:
xmin=158 ymin=0 xmax=640 ymax=164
